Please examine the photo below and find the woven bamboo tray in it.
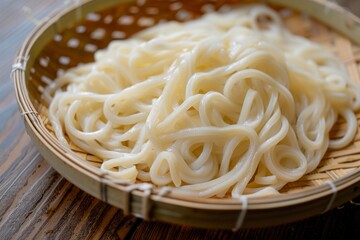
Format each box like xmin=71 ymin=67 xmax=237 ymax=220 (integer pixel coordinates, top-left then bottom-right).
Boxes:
xmin=13 ymin=0 xmax=360 ymax=229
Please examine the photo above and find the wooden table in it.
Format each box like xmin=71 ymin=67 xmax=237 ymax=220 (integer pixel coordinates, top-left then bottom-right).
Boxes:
xmin=1 ymin=0 xmax=360 ymax=239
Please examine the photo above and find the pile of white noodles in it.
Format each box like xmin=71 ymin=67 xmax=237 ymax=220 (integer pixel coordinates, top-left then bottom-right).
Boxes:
xmin=43 ymin=5 xmax=360 ymax=198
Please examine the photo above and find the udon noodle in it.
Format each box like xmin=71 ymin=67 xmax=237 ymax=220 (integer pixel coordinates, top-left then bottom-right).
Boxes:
xmin=43 ymin=5 xmax=360 ymax=198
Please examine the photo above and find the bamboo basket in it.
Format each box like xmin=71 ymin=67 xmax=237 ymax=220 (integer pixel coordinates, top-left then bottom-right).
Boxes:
xmin=13 ymin=0 xmax=360 ymax=229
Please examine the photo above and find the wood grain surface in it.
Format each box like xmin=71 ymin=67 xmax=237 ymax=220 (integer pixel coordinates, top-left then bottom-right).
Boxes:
xmin=1 ymin=0 xmax=360 ymax=239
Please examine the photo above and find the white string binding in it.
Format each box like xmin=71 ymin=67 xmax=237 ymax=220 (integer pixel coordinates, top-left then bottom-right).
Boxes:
xmin=350 ymin=199 xmax=360 ymax=206
xmin=322 ymin=180 xmax=337 ymax=214
xmin=137 ymin=183 xmax=153 ymax=220
xmin=233 ymin=196 xmax=248 ymax=231
xmin=123 ymin=184 xmax=139 ymax=215
xmin=336 ymin=204 xmax=344 ymax=210
xmin=153 ymin=187 xmax=172 ymax=201
xmin=123 ymin=183 xmax=154 ymax=220
xmin=101 ymin=179 xmax=171 ymax=220
xmin=21 ymin=111 xmax=39 ymax=117
xmin=99 ymin=170 xmax=129 ymax=203
xmin=11 ymin=56 xmax=29 ymax=75
xmin=98 ymin=169 xmax=171 ymax=221
xmin=100 ymin=179 xmax=172 ymax=220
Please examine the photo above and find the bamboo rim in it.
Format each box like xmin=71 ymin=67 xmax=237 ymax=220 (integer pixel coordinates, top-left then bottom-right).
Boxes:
xmin=13 ymin=0 xmax=360 ymax=229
